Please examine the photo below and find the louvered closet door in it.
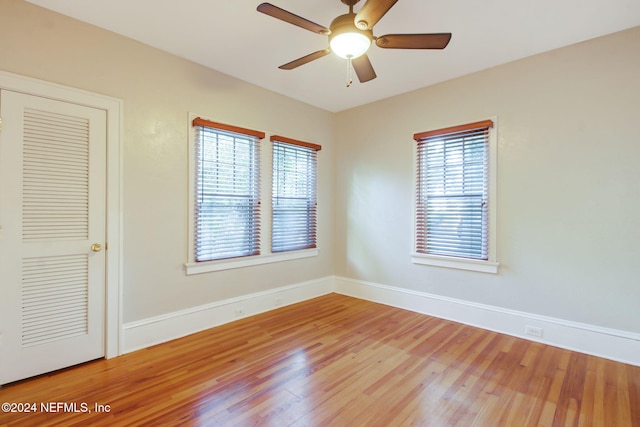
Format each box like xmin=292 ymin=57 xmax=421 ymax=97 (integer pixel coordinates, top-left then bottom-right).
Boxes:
xmin=0 ymin=90 xmax=106 ymax=385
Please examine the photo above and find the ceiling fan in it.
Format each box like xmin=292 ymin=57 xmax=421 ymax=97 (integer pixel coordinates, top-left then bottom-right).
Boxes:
xmin=257 ymin=0 xmax=452 ymax=85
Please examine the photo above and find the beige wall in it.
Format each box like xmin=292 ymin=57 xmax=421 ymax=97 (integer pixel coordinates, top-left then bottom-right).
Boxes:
xmin=2 ymin=1 xmax=638 ymax=335
xmin=335 ymin=26 xmax=640 ymax=333
xmin=0 ymin=0 xmax=335 ymax=322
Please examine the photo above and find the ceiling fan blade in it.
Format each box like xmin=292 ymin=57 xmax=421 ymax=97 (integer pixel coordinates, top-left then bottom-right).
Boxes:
xmin=352 ymin=54 xmax=377 ymax=83
xmin=257 ymin=3 xmax=330 ymax=35
xmin=355 ymin=0 xmax=399 ymax=30
xmin=279 ymin=49 xmax=332 ymax=70
xmin=376 ymin=33 xmax=452 ymax=49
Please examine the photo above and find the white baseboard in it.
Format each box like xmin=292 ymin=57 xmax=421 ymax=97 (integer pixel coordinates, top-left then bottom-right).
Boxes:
xmin=122 ymin=276 xmax=334 ymax=354
xmin=334 ymin=276 xmax=640 ymax=366
xmin=122 ymin=274 xmax=640 ymax=366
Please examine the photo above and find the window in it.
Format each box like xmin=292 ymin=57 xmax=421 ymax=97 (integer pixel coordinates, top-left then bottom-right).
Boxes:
xmin=413 ymin=119 xmax=498 ymax=273
xmin=271 ymin=135 xmax=321 ymax=252
xmin=185 ymin=116 xmax=320 ymax=275
xmin=192 ymin=117 xmax=263 ymax=262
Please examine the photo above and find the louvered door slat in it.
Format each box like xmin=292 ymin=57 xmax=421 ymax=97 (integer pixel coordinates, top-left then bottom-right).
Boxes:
xmin=23 ymin=312 xmax=88 ymax=329
xmin=22 ymin=286 xmax=88 ymax=301
xmin=22 ymin=327 xmax=89 ymax=348
xmin=22 ymin=108 xmax=89 ymax=241
xmin=22 ymin=304 xmax=84 ymax=325
xmin=21 ymin=254 xmax=89 ymax=348
xmin=22 ymin=276 xmax=87 ymax=288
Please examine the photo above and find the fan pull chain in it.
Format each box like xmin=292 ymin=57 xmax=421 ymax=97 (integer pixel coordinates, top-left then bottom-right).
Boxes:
xmin=346 ymin=56 xmax=353 ymax=87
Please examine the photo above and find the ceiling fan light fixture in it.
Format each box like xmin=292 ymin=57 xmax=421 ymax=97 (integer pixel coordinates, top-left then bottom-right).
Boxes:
xmin=257 ymin=0 xmax=452 ymax=85
xmin=328 ymin=13 xmax=372 ymax=59
xmin=330 ymin=31 xmax=371 ymax=58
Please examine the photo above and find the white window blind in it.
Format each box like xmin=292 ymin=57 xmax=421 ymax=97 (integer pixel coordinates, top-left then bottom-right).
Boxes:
xmin=414 ymin=121 xmax=493 ymax=260
xmin=271 ymin=136 xmax=320 ymax=253
xmin=193 ymin=118 xmax=263 ymax=262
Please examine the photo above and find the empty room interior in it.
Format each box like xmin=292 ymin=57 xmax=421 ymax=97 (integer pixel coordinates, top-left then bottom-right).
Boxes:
xmin=0 ymin=0 xmax=639 ymax=425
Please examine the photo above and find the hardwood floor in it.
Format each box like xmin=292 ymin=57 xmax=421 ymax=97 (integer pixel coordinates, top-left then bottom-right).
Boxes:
xmin=1 ymin=293 xmax=638 ymax=426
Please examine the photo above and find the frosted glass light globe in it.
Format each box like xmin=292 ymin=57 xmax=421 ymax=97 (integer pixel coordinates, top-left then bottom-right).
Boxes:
xmin=330 ymin=32 xmax=371 ymax=59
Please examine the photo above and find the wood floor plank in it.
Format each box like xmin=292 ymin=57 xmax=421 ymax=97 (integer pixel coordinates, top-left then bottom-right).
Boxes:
xmin=0 ymin=293 xmax=638 ymax=426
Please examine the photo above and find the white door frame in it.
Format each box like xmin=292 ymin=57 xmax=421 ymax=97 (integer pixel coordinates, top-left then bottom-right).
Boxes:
xmin=0 ymin=70 xmax=122 ymax=359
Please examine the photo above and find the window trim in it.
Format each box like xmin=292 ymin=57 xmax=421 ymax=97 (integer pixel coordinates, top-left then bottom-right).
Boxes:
xmin=411 ymin=117 xmax=499 ymax=274
xmin=270 ymin=134 xmax=322 ymax=151
xmin=186 ymin=248 xmax=319 ymax=275
xmin=185 ymin=113 xmax=319 ymax=275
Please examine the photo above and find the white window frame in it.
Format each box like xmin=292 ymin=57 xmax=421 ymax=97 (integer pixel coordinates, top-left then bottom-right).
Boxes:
xmin=412 ymin=117 xmax=499 ymax=274
xmin=184 ymin=113 xmax=318 ymax=275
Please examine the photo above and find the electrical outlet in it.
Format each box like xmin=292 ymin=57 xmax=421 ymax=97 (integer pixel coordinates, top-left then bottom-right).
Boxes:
xmin=235 ymin=308 xmax=245 ymax=317
xmin=525 ymin=325 xmax=543 ymax=338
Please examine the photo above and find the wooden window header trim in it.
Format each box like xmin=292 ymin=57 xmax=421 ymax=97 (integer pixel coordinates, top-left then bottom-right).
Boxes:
xmin=413 ymin=120 xmax=494 ymax=141
xmin=193 ymin=117 xmax=265 ymax=140
xmin=271 ymin=135 xmax=322 ymax=151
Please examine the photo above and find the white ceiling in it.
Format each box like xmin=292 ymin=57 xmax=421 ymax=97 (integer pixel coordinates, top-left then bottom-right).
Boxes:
xmin=26 ymin=0 xmax=640 ymax=112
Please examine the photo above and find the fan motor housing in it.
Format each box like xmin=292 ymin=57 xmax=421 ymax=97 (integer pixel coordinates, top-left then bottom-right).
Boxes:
xmin=329 ymin=13 xmax=373 ymax=42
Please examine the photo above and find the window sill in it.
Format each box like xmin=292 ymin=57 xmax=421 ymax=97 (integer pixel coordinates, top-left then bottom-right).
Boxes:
xmin=185 ymin=248 xmax=319 ymax=275
xmin=412 ymin=253 xmax=499 ymax=274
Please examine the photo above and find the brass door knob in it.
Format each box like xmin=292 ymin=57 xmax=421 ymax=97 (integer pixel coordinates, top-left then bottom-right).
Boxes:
xmin=91 ymin=243 xmax=103 ymax=253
